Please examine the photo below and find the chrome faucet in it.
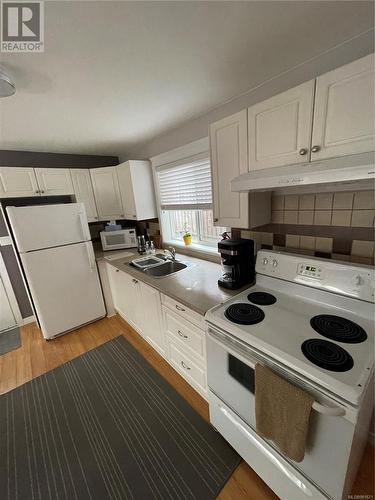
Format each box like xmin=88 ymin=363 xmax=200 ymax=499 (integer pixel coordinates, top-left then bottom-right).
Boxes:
xmin=165 ymin=247 xmax=176 ymax=261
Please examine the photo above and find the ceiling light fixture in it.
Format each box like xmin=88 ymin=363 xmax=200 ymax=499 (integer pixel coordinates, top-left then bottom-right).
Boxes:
xmin=0 ymin=70 xmax=16 ymax=97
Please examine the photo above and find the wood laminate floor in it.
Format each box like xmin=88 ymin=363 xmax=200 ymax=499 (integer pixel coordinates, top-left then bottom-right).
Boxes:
xmin=0 ymin=316 xmax=373 ymax=500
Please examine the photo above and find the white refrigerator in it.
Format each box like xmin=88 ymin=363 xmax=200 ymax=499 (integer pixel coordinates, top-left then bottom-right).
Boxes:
xmin=6 ymin=203 xmax=106 ymax=339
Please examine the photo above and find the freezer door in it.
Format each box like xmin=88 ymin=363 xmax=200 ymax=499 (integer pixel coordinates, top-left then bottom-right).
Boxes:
xmin=6 ymin=203 xmax=91 ymax=252
xmin=20 ymin=242 xmax=105 ymax=339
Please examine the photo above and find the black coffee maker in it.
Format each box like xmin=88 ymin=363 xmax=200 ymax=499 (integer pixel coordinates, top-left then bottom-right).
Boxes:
xmin=218 ymin=238 xmax=255 ymax=290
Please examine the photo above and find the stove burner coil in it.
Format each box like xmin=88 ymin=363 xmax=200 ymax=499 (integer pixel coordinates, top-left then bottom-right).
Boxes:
xmin=301 ymin=339 xmax=354 ymax=372
xmin=310 ymin=315 xmax=367 ymax=344
xmin=224 ymin=303 xmax=265 ymax=325
xmin=247 ymin=292 xmax=277 ymax=306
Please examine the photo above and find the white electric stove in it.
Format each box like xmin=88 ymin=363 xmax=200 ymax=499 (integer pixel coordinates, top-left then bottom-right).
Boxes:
xmin=205 ymin=250 xmax=374 ymax=500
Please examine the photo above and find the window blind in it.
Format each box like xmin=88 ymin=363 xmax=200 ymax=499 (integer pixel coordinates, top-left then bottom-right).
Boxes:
xmin=158 ymin=158 xmax=213 ymax=210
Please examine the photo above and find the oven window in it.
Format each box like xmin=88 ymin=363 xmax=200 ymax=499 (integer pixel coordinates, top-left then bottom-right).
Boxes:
xmin=228 ymin=354 xmax=255 ymax=393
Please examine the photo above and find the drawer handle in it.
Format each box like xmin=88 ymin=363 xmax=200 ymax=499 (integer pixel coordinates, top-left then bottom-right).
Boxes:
xmin=176 ymin=305 xmax=185 ymax=312
xmin=181 ymin=361 xmax=191 ymax=370
xmin=178 ymin=330 xmax=188 ymax=339
xmin=132 ymin=278 xmax=138 ymax=284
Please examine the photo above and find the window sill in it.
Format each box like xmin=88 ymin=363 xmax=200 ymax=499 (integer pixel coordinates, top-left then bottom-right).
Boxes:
xmin=162 ymin=240 xmax=220 ymax=263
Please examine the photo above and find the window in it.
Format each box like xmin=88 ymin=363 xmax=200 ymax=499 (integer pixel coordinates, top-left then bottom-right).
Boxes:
xmin=156 ymin=155 xmax=227 ymax=251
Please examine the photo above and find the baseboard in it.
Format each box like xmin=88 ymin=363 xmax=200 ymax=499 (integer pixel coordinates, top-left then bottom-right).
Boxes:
xmin=20 ymin=315 xmax=35 ymax=325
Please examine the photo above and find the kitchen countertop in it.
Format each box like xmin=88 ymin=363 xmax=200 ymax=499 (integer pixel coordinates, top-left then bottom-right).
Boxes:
xmin=94 ymin=245 xmax=242 ymax=315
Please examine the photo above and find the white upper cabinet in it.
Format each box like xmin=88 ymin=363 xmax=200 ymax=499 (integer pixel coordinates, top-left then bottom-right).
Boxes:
xmin=209 ymin=110 xmax=250 ymax=228
xmin=35 ymin=168 xmax=74 ymax=195
xmin=248 ymin=80 xmax=315 ymax=171
xmin=90 ymin=166 xmax=124 ymax=220
xmin=70 ymin=169 xmax=98 ymax=222
xmin=311 ymin=54 xmax=375 ymax=161
xmin=117 ymin=160 xmax=157 ymax=221
xmin=0 ymin=167 xmax=39 ymax=198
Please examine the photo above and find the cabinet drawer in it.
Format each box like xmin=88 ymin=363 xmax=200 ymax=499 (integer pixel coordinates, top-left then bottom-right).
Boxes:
xmin=163 ymin=306 xmax=205 ymax=362
xmin=161 ymin=294 xmax=206 ymax=330
xmin=167 ymin=337 xmax=207 ymax=398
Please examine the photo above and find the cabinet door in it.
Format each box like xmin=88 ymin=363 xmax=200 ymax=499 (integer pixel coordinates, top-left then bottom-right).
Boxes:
xmin=248 ymin=80 xmax=315 ymax=170
xmin=107 ymin=266 xmax=141 ymax=331
xmin=0 ymin=167 xmax=39 ymax=198
xmin=90 ymin=167 xmax=124 ymax=220
xmin=138 ymin=281 xmax=165 ymax=355
xmin=311 ymin=54 xmax=375 ymax=161
xmin=35 ymin=168 xmax=74 ymax=195
xmin=116 ymin=162 xmax=137 ymax=220
xmin=71 ymin=169 xmax=98 ymax=222
xmin=210 ymin=110 xmax=249 ymax=228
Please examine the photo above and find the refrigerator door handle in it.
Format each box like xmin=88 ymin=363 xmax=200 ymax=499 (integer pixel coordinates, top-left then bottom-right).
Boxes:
xmin=85 ymin=242 xmax=96 ymax=272
xmin=79 ymin=210 xmax=91 ymax=241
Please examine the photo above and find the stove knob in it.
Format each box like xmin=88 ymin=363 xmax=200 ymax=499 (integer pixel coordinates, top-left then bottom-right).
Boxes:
xmin=272 ymin=259 xmax=278 ymax=267
xmin=262 ymin=258 xmax=268 ymax=265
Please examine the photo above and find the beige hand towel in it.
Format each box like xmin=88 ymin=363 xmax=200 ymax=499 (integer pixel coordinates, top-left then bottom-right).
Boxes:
xmin=255 ymin=364 xmax=314 ymax=462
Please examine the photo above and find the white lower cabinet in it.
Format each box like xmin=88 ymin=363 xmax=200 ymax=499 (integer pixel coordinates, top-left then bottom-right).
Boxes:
xmin=106 ymin=266 xmax=142 ymax=331
xmin=105 ymin=264 xmax=208 ymax=399
xmin=106 ymin=265 xmax=165 ymax=355
xmin=166 ymin=338 xmax=207 ymax=398
xmin=138 ymin=281 xmax=165 ymax=356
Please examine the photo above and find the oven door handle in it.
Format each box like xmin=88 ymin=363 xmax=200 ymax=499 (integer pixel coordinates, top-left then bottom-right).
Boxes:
xmin=312 ymin=401 xmax=346 ymax=417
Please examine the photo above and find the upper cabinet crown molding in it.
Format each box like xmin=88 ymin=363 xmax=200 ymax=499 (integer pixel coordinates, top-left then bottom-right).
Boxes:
xmin=117 ymin=160 xmax=157 ymax=221
xmin=35 ymin=168 xmax=74 ymax=195
xmin=311 ymin=54 xmax=375 ymax=161
xmin=248 ymin=80 xmax=315 ymax=171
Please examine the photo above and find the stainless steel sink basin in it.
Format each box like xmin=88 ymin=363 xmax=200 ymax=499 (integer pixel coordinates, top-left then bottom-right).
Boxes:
xmin=144 ymin=260 xmax=188 ymax=277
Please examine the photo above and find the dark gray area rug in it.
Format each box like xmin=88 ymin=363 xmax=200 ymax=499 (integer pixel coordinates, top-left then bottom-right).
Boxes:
xmin=0 ymin=335 xmax=240 ymax=500
xmin=0 ymin=327 xmax=21 ymax=356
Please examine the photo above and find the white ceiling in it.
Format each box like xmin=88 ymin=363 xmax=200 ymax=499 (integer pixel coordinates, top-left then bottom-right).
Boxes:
xmin=0 ymin=1 xmax=373 ymax=157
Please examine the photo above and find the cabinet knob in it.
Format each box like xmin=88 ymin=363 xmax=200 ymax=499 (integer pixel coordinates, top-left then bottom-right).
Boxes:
xmin=40 ymin=190 xmax=45 ymax=194
xmin=214 ymin=218 xmax=219 ymax=222
xmin=311 ymin=145 xmax=321 ymax=153
xmin=299 ymin=148 xmax=307 ymax=155
xmin=133 ymin=215 xmax=136 ymax=218
xmin=35 ymin=190 xmax=40 ymax=194
xmin=116 ymin=269 xmax=120 ymax=273
xmin=132 ymin=278 xmax=138 ymax=284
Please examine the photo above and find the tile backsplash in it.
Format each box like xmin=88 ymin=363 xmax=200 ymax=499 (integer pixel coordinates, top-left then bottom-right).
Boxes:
xmin=271 ymin=191 xmax=375 ymax=227
xmin=235 ymin=189 xmax=375 ymax=266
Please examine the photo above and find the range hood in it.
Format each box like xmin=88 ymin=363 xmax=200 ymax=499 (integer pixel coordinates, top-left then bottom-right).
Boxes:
xmin=231 ymin=151 xmax=375 ymax=193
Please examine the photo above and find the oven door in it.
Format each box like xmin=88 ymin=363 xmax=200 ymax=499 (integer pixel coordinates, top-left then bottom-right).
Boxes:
xmin=206 ymin=327 xmax=357 ymax=500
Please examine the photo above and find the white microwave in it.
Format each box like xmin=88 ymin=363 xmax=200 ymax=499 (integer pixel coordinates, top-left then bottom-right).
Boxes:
xmin=100 ymin=228 xmax=137 ymax=251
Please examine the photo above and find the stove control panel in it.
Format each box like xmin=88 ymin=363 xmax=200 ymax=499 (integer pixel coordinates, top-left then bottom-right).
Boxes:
xmin=297 ymin=263 xmax=323 ymax=280
xmin=256 ymin=250 xmax=375 ymax=302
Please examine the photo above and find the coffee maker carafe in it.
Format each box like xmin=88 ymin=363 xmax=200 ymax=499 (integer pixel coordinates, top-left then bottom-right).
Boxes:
xmin=218 ymin=238 xmax=255 ymax=290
